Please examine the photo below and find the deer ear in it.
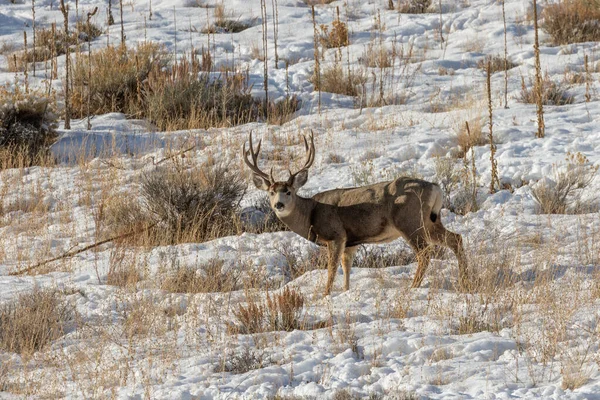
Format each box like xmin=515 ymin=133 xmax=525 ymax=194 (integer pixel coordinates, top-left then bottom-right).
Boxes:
xmin=291 ymin=170 xmax=308 ymax=189
xmin=252 ymin=174 xmax=270 ymax=191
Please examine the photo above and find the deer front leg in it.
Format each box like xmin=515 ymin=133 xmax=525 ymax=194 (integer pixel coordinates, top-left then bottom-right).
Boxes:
xmin=324 ymin=241 xmax=345 ymax=296
xmin=428 ymin=223 xmax=472 ymax=291
xmin=342 ymin=247 xmax=358 ymax=291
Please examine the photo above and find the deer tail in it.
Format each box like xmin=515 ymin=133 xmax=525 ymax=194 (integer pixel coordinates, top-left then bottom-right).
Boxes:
xmin=429 ymin=184 xmax=443 ymax=223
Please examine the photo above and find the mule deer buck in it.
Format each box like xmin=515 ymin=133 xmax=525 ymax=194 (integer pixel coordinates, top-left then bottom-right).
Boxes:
xmin=243 ymin=132 xmax=469 ymax=295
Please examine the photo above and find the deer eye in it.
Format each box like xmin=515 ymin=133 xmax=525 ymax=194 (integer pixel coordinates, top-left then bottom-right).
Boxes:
xmin=286 ymin=191 xmax=291 ymax=196
xmin=270 ymin=192 xmax=275 ymax=196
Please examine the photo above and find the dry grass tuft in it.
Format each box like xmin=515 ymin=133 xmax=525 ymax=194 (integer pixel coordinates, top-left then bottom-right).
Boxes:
xmin=203 ymin=19 xmax=251 ymax=34
xmin=450 ymin=186 xmax=480 ymax=216
xmin=454 ymin=117 xmax=486 ymax=156
xmin=0 ymin=289 xmax=75 ymax=355
xmin=9 ymin=23 xmax=102 ymax=71
xmin=71 ymin=43 xmax=167 ymax=118
xmin=319 ymin=20 xmax=349 ymax=49
xmin=397 ymin=0 xmax=432 ymax=13
xmin=476 ymin=55 xmax=518 ymax=73
xmin=360 ymin=42 xmax=393 ymax=68
xmin=266 ymin=95 xmax=302 ymax=125
xmin=230 ymin=294 xmax=265 ymax=334
xmin=100 ymin=193 xmax=153 ymax=243
xmin=519 ymin=74 xmax=574 ymax=106
xmin=332 ymin=389 xmax=362 ymax=400
xmin=303 ymin=0 xmax=336 ymax=5
xmin=456 ymin=314 xmax=498 ymax=335
xmin=73 ymin=44 xmax=297 ymax=128
xmin=143 ymin=59 xmax=259 ymax=131
xmin=117 ymin=294 xmax=174 ymax=338
xmin=106 ymin=248 xmax=144 ymax=288
xmin=542 ymin=0 xmax=600 ymax=45
xmin=325 ymin=152 xmax=345 ymax=164
xmin=75 ymin=20 xmax=104 ymax=42
xmin=266 ymin=286 xmax=305 ymax=331
xmin=161 ymin=258 xmax=239 ymax=293
xmin=230 ymin=287 xmax=305 ymax=334
xmin=312 ymin=63 xmax=366 ymax=97
xmin=0 ymin=85 xmax=58 ymax=166
xmin=531 ymin=152 xmax=598 ymax=214
xmin=217 ymin=346 xmax=271 ymax=374
xmin=561 ymin=350 xmax=592 ymax=390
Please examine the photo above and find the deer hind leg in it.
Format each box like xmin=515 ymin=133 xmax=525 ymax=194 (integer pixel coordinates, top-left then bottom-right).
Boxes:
xmin=428 ymin=222 xmax=470 ymax=291
xmin=342 ymin=246 xmax=358 ymax=291
xmin=324 ymin=241 xmax=345 ymax=296
xmin=409 ymin=234 xmax=433 ymax=288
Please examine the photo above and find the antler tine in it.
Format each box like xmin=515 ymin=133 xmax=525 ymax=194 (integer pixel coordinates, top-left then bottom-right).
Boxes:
xmin=248 ymin=131 xmax=261 ymax=162
xmin=242 ymin=131 xmax=271 ymax=181
xmin=302 ymin=130 xmax=316 ymax=170
xmin=290 ymin=130 xmax=316 ymax=178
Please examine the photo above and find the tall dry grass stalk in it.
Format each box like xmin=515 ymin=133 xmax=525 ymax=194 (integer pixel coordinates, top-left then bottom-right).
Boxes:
xmin=438 ymin=0 xmax=443 ymax=45
xmin=260 ymin=0 xmax=269 ymax=112
xmin=465 ymin=121 xmax=479 ymax=212
xmin=59 ymin=0 xmax=71 ymax=129
xmin=584 ymin=54 xmax=591 ymax=102
xmin=31 ymin=0 xmax=36 ymax=77
xmin=502 ymin=0 xmax=508 ymax=108
xmin=86 ymin=7 xmax=98 ymax=131
xmin=271 ymin=0 xmax=279 ymax=67
xmin=23 ymin=32 xmax=29 ymax=93
xmin=311 ymin=6 xmax=321 ymax=114
xmin=487 ymin=61 xmax=499 ymax=193
xmin=119 ymin=0 xmax=125 ymax=47
xmin=532 ymin=0 xmax=544 ymax=138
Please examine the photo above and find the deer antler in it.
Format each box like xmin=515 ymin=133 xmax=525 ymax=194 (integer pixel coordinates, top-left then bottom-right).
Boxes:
xmin=243 ymin=131 xmax=272 ymax=184
xmin=288 ymin=130 xmax=315 ymax=182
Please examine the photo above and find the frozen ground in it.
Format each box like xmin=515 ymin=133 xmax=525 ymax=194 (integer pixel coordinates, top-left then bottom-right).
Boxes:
xmin=1 ymin=0 xmax=600 ymax=398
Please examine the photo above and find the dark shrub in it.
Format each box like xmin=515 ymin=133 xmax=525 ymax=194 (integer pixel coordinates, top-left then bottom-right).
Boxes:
xmin=0 ymin=87 xmax=58 ymax=165
xmin=141 ymin=162 xmax=246 ymax=244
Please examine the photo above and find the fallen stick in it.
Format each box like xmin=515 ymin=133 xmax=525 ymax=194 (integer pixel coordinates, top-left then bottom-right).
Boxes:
xmin=9 ymin=222 xmax=158 ymax=276
xmin=152 ymin=144 xmax=197 ymax=166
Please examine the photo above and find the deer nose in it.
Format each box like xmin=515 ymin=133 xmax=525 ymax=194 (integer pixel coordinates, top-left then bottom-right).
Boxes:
xmin=274 ymin=202 xmax=284 ymax=210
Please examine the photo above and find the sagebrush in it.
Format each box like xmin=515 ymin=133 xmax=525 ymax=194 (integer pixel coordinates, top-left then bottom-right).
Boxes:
xmin=141 ymin=162 xmax=246 ymax=244
xmin=0 ymin=86 xmax=58 ymax=165
xmin=542 ymin=0 xmax=600 ymax=45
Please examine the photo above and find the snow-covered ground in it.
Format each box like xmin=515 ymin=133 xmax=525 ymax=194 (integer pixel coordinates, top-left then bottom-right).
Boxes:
xmin=1 ymin=0 xmax=600 ymax=398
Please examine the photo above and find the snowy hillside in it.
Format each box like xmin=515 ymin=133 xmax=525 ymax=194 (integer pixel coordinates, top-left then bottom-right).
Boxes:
xmin=1 ymin=0 xmax=600 ymax=398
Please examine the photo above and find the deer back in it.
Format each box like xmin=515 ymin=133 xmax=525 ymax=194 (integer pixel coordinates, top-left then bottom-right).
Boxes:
xmin=309 ymin=177 xmax=439 ymax=246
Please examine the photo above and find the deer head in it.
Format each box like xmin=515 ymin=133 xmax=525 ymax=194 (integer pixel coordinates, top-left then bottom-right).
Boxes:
xmin=242 ymin=131 xmax=315 ymax=217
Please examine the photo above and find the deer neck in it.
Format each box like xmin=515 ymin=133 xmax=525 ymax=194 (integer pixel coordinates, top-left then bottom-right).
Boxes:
xmin=278 ymin=196 xmax=317 ymax=242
